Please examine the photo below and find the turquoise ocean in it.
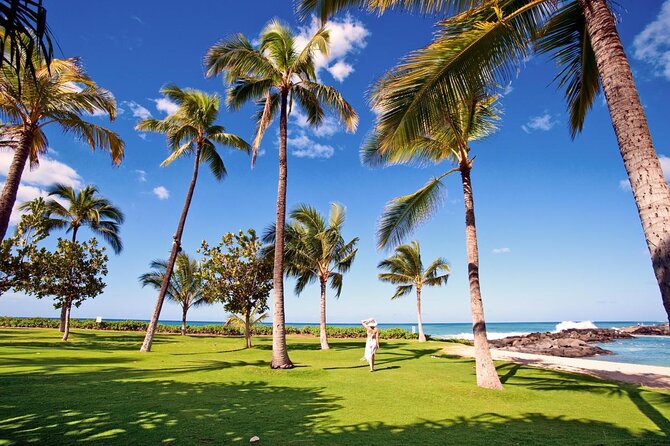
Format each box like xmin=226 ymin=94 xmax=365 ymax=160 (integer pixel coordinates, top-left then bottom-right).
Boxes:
xmin=136 ymin=319 xmax=670 ymax=367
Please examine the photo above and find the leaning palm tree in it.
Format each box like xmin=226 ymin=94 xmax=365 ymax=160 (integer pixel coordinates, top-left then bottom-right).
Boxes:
xmin=265 ymin=203 xmax=358 ymax=350
xmin=205 ymin=20 xmax=358 ymax=367
xmin=363 ymin=91 xmax=504 ymax=389
xmin=300 ymin=0 xmax=670 ymax=325
xmin=136 ymin=85 xmax=249 ymax=353
xmin=139 ymin=253 xmax=206 ymax=336
xmin=378 ymin=241 xmax=450 ymax=342
xmin=0 ymin=56 xmax=123 ymax=241
xmin=24 ymin=183 xmax=124 ymax=335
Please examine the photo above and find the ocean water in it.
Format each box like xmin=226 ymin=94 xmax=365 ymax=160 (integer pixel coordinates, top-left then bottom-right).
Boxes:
xmin=109 ymin=318 xmax=669 ymax=367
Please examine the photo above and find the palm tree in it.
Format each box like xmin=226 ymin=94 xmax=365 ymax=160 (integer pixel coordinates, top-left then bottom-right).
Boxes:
xmin=362 ymin=91 xmax=504 ymax=389
xmin=0 ymin=56 xmax=123 ymax=241
xmin=265 ymin=203 xmax=358 ymax=350
xmin=300 ymin=0 xmax=670 ymax=325
xmin=136 ymin=85 xmax=249 ymax=353
xmin=139 ymin=253 xmax=206 ymax=336
xmin=205 ymin=20 xmax=358 ymax=368
xmin=0 ymin=0 xmax=53 ymax=84
xmin=378 ymin=241 xmax=449 ymax=342
xmin=24 ymin=183 xmax=124 ymax=337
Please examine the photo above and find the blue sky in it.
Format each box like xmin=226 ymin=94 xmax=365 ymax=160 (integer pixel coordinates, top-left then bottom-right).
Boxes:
xmin=1 ymin=0 xmax=670 ymax=324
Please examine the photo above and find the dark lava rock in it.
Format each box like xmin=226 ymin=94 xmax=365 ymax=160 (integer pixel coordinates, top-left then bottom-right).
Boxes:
xmin=622 ymin=324 xmax=670 ymax=336
xmin=489 ymin=328 xmax=633 ymax=358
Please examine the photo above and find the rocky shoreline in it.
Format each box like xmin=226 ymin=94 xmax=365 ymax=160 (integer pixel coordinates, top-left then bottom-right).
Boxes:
xmin=488 ymin=325 xmax=668 ymax=358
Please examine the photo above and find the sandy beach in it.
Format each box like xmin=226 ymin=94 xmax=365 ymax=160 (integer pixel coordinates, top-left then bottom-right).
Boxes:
xmin=445 ymin=344 xmax=670 ymax=389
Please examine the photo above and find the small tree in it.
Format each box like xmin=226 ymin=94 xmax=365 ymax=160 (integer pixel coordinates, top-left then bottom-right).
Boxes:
xmin=199 ymin=230 xmax=272 ymax=348
xmin=26 ymin=238 xmax=108 ymax=341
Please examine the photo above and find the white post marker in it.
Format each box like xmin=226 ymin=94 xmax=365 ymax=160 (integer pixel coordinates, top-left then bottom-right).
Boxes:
xmin=412 ymin=326 xmax=416 ymax=334
xmin=96 ymin=316 xmax=102 ymax=323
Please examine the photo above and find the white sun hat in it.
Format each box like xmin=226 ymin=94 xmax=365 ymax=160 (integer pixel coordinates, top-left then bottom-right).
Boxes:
xmin=368 ymin=319 xmax=378 ymax=327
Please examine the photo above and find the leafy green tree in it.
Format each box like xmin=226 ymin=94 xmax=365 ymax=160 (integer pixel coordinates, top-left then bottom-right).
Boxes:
xmin=198 ymin=230 xmax=273 ymax=349
xmin=300 ymin=0 xmax=670 ymax=325
xmin=26 ymin=238 xmax=108 ymax=341
xmin=205 ymin=20 xmax=358 ymax=367
xmin=265 ymin=203 xmax=358 ymax=350
xmin=25 ymin=184 xmax=123 ymax=332
xmin=136 ymin=85 xmax=249 ymax=353
xmin=0 ymin=57 xmax=124 ymax=241
xmin=363 ymin=92 xmax=504 ymax=389
xmin=139 ymin=253 xmax=207 ymax=336
xmin=378 ymin=241 xmax=449 ymax=342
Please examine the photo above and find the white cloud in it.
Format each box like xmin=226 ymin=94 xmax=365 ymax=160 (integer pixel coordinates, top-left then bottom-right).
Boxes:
xmin=135 ymin=170 xmax=147 ymax=182
xmin=522 ymin=113 xmax=558 ymax=133
xmin=124 ymin=101 xmax=152 ymax=120
xmin=153 ymin=97 xmax=179 ymax=116
xmin=0 ymin=150 xmax=83 ymax=223
xmin=138 ymin=133 xmax=147 ymax=141
xmin=619 ymin=179 xmax=631 ymax=191
xmin=633 ymin=0 xmax=670 ymax=80
xmin=131 ymin=15 xmax=144 ymax=24
xmin=492 ymin=247 xmax=511 ymax=254
xmin=153 ymin=186 xmax=170 ymax=200
xmin=503 ymin=82 xmax=514 ymax=95
xmin=287 ymin=131 xmax=335 ymax=159
xmin=295 ymin=15 xmax=370 ymax=82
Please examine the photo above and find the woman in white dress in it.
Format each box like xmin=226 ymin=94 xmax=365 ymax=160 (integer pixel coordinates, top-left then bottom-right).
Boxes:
xmin=362 ymin=318 xmax=379 ymax=372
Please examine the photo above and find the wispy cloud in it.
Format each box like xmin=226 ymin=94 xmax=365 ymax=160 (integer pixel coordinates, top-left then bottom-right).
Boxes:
xmin=154 ymin=97 xmax=179 ymax=116
xmin=633 ymin=0 xmax=670 ymax=80
xmin=295 ymin=15 xmax=370 ymax=83
xmin=123 ymin=101 xmax=152 ymax=120
xmin=288 ymin=131 xmax=335 ymax=159
xmin=152 ymin=186 xmax=170 ymax=200
xmin=134 ymin=170 xmax=147 ymax=182
xmin=522 ymin=113 xmax=558 ymax=133
xmin=492 ymin=247 xmax=511 ymax=254
xmin=131 ymin=15 xmax=144 ymax=24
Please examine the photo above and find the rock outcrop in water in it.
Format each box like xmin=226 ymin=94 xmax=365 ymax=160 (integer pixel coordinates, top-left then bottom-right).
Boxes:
xmin=621 ymin=324 xmax=670 ymax=336
xmin=489 ymin=329 xmax=633 ymax=358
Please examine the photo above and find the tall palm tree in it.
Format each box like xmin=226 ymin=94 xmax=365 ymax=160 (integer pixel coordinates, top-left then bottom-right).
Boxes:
xmin=24 ymin=183 xmax=124 ymax=335
xmin=300 ymin=0 xmax=670 ymax=325
xmin=205 ymin=20 xmax=358 ymax=368
xmin=363 ymin=91 xmax=504 ymax=389
xmin=139 ymin=253 xmax=206 ymax=336
xmin=378 ymin=241 xmax=450 ymax=342
xmin=0 ymin=56 xmax=123 ymax=241
xmin=136 ymin=85 xmax=249 ymax=353
xmin=265 ymin=203 xmax=358 ymax=350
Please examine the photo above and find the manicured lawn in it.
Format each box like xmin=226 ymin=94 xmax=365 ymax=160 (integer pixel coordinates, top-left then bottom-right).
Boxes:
xmin=0 ymin=329 xmax=668 ymax=445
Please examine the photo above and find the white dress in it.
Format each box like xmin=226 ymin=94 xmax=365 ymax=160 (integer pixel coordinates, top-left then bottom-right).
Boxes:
xmin=364 ymin=332 xmax=378 ymax=362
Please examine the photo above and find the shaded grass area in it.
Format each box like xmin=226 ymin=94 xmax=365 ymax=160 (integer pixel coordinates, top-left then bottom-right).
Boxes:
xmin=0 ymin=329 xmax=668 ymax=445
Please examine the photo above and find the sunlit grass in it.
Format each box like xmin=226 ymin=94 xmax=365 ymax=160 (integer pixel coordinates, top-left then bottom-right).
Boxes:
xmin=0 ymin=329 xmax=668 ymax=445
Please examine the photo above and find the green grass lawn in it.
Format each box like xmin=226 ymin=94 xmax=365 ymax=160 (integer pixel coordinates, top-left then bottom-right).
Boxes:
xmin=0 ymin=329 xmax=668 ymax=445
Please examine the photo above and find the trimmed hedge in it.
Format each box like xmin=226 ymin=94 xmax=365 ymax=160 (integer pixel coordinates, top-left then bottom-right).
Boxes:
xmin=0 ymin=316 xmax=423 ymax=340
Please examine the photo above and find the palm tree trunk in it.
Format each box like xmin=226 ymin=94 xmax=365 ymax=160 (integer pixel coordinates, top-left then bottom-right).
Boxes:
xmin=62 ymin=296 xmax=72 ymax=341
xmin=245 ymin=311 xmax=252 ymax=349
xmin=140 ymin=145 xmax=202 ymax=352
xmin=460 ymin=162 xmax=503 ymax=390
xmin=181 ymin=306 xmax=187 ymax=336
xmin=319 ymin=277 xmax=330 ymax=350
xmin=416 ymin=286 xmax=426 ymax=342
xmin=271 ymin=89 xmax=293 ymax=368
xmin=580 ymin=0 xmax=670 ymax=324
xmin=0 ymin=129 xmax=34 ymax=241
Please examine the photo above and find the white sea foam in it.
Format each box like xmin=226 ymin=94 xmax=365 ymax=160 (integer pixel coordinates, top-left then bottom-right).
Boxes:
xmin=555 ymin=320 xmax=598 ymax=332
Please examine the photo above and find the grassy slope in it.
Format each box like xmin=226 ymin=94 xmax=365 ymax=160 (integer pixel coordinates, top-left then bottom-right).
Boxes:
xmin=0 ymin=329 xmax=668 ymax=445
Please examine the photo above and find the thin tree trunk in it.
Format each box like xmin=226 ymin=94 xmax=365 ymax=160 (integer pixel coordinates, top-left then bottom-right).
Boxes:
xmin=319 ymin=277 xmax=330 ymax=350
xmin=460 ymin=163 xmax=503 ymax=390
xmin=62 ymin=297 xmax=71 ymax=341
xmin=181 ymin=306 xmax=187 ymax=336
xmin=416 ymin=286 xmax=426 ymax=342
xmin=581 ymin=0 xmax=670 ymax=324
xmin=61 ymin=226 xmax=79 ymax=333
xmin=0 ymin=129 xmax=34 ymax=241
xmin=271 ymin=89 xmax=293 ymax=368
xmin=140 ymin=145 xmax=202 ymax=352
xmin=59 ymin=305 xmax=66 ymax=332
xmin=245 ymin=312 xmax=252 ymax=349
